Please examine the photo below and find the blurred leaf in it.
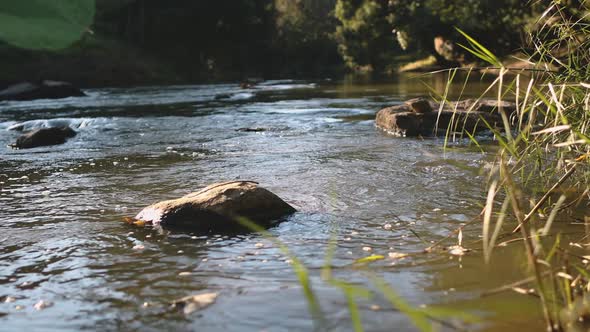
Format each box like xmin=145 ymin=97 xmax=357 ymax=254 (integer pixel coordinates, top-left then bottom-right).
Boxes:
xmin=0 ymin=0 xmax=95 ymax=50
xmin=354 ymin=255 xmax=385 ymax=264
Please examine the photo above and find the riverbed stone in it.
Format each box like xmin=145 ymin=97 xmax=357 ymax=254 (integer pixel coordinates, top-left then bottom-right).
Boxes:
xmin=375 ymin=98 xmax=515 ymax=137
xmin=134 ymin=181 xmax=296 ymax=230
xmin=0 ymin=80 xmax=86 ymax=101
xmin=10 ymin=126 xmax=77 ymax=149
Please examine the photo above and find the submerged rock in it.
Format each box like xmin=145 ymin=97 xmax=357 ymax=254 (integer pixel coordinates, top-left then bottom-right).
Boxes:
xmin=10 ymin=126 xmax=77 ymax=149
xmin=235 ymin=127 xmax=267 ymax=132
xmin=171 ymin=292 xmax=218 ymax=315
xmin=134 ymin=181 xmax=296 ymax=231
xmin=375 ymin=98 xmax=516 ymax=137
xmin=0 ymin=80 xmax=86 ymax=101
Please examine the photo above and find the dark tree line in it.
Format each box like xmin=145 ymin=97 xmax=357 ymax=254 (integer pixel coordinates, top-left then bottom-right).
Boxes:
xmin=1 ymin=0 xmax=585 ymax=85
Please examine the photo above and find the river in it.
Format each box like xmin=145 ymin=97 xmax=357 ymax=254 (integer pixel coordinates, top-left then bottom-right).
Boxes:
xmin=0 ymin=75 xmax=574 ymax=331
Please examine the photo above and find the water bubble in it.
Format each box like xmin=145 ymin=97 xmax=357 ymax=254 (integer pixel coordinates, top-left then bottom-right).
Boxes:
xmin=383 ymin=224 xmax=392 ymax=230
xmin=113 ymin=162 xmax=119 ymax=166
xmin=41 ymin=190 xmax=50 ymax=196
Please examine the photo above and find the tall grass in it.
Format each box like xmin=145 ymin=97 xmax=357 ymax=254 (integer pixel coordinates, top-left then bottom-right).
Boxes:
xmin=450 ymin=1 xmax=590 ymax=331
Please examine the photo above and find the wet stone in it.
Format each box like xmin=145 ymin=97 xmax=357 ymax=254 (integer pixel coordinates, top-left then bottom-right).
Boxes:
xmin=133 ymin=181 xmax=296 ymax=231
xmin=10 ymin=127 xmax=77 ymax=149
xmin=375 ymin=97 xmax=516 ymax=137
xmin=404 ymin=97 xmax=434 ymax=113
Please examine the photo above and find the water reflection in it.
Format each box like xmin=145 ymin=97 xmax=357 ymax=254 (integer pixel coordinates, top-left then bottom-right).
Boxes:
xmin=0 ymin=75 xmax=574 ymax=331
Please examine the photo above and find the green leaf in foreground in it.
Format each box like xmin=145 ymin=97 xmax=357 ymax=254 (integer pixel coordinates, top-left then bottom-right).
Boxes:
xmin=0 ymin=0 xmax=95 ymax=50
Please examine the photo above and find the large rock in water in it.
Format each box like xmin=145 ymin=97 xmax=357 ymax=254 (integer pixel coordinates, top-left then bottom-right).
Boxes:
xmin=375 ymin=98 xmax=517 ymax=137
xmin=0 ymin=81 xmax=86 ymax=101
xmin=134 ymin=181 xmax=296 ymax=231
xmin=10 ymin=126 xmax=77 ymax=149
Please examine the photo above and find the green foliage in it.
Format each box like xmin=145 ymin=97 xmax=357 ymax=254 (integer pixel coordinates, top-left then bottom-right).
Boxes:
xmin=335 ymin=0 xmax=540 ymax=72
xmin=0 ymin=0 xmax=95 ymax=50
xmin=334 ymin=0 xmax=399 ymax=71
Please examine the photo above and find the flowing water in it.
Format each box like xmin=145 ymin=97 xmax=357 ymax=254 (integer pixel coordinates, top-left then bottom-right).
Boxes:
xmin=0 ymin=75 xmax=581 ymax=331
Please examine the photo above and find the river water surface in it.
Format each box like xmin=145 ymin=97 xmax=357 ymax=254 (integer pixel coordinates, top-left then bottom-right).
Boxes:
xmin=0 ymin=75 xmax=578 ymax=331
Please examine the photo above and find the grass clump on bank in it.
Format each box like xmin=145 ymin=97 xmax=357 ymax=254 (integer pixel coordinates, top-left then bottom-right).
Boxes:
xmin=438 ymin=2 xmax=590 ymax=331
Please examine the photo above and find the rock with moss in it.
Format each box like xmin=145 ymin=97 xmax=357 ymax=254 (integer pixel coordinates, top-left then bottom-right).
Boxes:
xmin=134 ymin=181 xmax=296 ymax=231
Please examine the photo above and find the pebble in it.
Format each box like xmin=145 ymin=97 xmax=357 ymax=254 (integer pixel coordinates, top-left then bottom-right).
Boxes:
xmin=383 ymin=224 xmax=392 ymax=230
xmin=14 ymin=305 xmax=24 ymax=311
xmin=33 ymin=300 xmax=53 ymax=310
xmin=370 ymin=304 xmax=381 ymax=311
xmin=362 ymin=246 xmax=372 ymax=252
xmin=19 ymin=281 xmax=32 ymax=288
xmin=177 ymin=250 xmax=184 ymax=254
xmin=178 ymin=272 xmax=192 ymax=276
xmin=132 ymin=245 xmax=145 ymax=250
xmin=254 ymin=243 xmax=265 ymax=248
